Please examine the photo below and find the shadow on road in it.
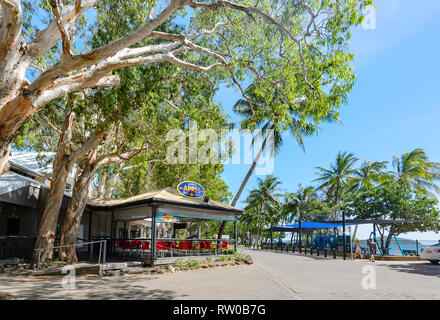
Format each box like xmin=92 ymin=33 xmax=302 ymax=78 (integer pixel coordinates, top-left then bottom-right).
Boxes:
xmin=384 ymin=262 xmax=440 ymax=278
xmin=0 ymin=275 xmax=184 ymax=300
xmin=249 ymin=249 xmax=342 ymax=262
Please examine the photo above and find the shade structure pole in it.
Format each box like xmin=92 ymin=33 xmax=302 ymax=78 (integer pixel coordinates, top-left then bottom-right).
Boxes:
xmin=342 ymin=210 xmax=346 ymax=260
xmin=270 ymin=226 xmax=273 ymax=250
xmin=150 ymin=206 xmax=157 ymax=267
xmin=299 ymin=219 xmax=302 ymax=254
xmin=234 ymin=221 xmax=237 ymax=251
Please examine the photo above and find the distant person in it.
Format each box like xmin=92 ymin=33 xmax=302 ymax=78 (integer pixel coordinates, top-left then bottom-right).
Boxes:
xmin=367 ymin=238 xmax=378 ymax=262
xmin=354 ymin=240 xmax=363 ymax=260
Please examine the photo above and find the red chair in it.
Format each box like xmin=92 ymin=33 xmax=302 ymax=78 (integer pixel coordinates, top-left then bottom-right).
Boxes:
xmin=222 ymin=241 xmax=228 ymax=249
xmin=141 ymin=241 xmax=150 ymax=251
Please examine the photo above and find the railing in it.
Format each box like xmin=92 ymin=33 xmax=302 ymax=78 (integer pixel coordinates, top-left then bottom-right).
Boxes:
xmin=34 ymin=239 xmax=107 ymax=270
xmin=109 ymin=238 xmax=236 ymax=259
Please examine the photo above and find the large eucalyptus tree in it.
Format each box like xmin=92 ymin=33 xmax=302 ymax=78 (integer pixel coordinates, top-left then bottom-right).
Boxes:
xmin=0 ymin=0 xmax=372 ymax=176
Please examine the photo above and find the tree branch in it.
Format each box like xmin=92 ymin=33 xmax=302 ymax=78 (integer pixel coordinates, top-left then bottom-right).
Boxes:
xmin=50 ymin=0 xmax=73 ymax=58
xmin=36 ymin=112 xmax=62 ymax=134
xmin=0 ymin=0 xmax=22 ymax=59
xmin=28 ymin=0 xmax=186 ymax=92
xmin=27 ymin=0 xmax=97 ymax=60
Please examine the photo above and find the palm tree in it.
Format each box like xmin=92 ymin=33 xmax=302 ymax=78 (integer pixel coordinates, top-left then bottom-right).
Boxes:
xmin=350 ymin=159 xmax=389 ymax=192
xmin=314 ymin=151 xmax=359 ymax=220
xmin=217 ymin=82 xmax=326 ymax=238
xmin=390 ymin=148 xmax=440 ymax=196
xmin=287 ymin=186 xmax=320 ymax=251
xmin=243 ymin=176 xmax=282 ymax=248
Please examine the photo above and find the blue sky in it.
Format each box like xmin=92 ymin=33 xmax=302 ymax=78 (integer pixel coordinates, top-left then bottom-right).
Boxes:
xmin=217 ymin=0 xmax=440 ymax=241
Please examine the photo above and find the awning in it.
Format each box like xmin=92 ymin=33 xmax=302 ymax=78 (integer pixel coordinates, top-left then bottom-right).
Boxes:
xmin=264 ymin=219 xmax=429 ymax=232
xmin=265 ymin=221 xmax=357 ymax=232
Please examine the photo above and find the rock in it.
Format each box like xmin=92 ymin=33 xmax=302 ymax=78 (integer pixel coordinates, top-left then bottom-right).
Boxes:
xmin=234 ymin=260 xmax=240 ymax=265
xmin=167 ymin=265 xmax=176 ymax=273
xmin=0 ymin=292 xmax=13 ymax=300
xmin=201 ymin=264 xmax=208 ymax=268
xmin=0 ymin=258 xmax=20 ymax=266
xmin=157 ymin=269 xmax=165 ymax=274
xmin=244 ymin=255 xmax=253 ymax=264
xmin=107 ymin=270 xmax=121 ymax=276
xmin=126 ymin=267 xmax=147 ymax=275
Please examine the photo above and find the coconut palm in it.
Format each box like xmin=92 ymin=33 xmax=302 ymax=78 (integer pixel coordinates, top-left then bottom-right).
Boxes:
xmin=217 ymin=82 xmax=328 ymax=238
xmin=350 ymin=159 xmax=389 ymax=192
xmin=389 ymin=148 xmax=440 ymax=196
xmin=314 ymin=151 xmax=359 ymax=220
xmin=243 ymin=176 xmax=283 ymax=248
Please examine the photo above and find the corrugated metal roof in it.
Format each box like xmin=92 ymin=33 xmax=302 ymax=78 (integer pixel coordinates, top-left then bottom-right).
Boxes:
xmin=0 ymin=171 xmax=49 ymax=196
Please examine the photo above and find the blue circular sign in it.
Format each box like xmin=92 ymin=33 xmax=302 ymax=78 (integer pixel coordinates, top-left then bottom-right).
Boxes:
xmin=177 ymin=181 xmax=205 ymax=198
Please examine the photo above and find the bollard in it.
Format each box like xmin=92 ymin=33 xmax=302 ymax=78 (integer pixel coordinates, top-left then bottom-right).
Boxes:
xmin=324 ymin=249 xmax=327 ymax=257
xmin=333 ymin=249 xmax=336 ymax=259
xmin=292 ymin=246 xmax=295 ymax=254
xmin=281 ymin=246 xmax=283 ymax=252
xmin=310 ymin=248 xmax=313 ymax=255
xmin=304 ymin=247 xmax=307 ymax=254
xmin=276 ymin=246 xmax=278 ymax=251
xmin=317 ymin=249 xmax=320 ymax=256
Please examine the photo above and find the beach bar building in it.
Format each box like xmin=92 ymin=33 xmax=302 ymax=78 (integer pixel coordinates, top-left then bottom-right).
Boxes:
xmin=87 ymin=188 xmax=243 ymax=266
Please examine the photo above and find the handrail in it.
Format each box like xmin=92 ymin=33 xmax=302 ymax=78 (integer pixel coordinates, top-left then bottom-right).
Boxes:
xmin=34 ymin=240 xmax=107 ymax=270
xmin=34 ymin=239 xmax=106 ymax=251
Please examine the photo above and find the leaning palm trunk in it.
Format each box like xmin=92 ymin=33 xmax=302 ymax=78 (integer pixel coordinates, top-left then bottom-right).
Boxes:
xmin=258 ymin=210 xmax=268 ymax=249
xmin=218 ymin=127 xmax=274 ymax=239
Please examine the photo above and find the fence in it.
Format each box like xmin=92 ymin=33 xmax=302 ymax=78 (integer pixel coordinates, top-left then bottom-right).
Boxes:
xmin=110 ymin=238 xmax=235 ymax=259
xmin=34 ymin=239 xmax=107 ymax=270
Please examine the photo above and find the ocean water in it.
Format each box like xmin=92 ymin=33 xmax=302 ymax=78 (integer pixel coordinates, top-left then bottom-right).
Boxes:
xmin=358 ymin=240 xmax=438 ymax=256
xmin=278 ymin=239 xmax=439 ymax=256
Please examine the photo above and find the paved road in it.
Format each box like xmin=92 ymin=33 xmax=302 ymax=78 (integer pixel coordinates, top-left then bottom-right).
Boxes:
xmin=241 ymin=248 xmax=440 ymax=299
xmin=0 ymin=248 xmax=438 ymax=299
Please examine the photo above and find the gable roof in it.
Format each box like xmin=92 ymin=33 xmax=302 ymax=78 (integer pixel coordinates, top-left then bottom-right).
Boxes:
xmin=88 ymin=187 xmax=243 ymax=215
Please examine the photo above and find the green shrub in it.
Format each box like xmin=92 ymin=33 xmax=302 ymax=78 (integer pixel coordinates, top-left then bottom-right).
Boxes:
xmin=234 ymin=252 xmax=247 ymax=261
xmin=188 ymin=260 xmax=200 ymax=269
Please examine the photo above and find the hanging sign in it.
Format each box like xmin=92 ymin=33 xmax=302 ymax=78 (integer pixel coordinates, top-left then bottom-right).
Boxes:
xmin=157 ymin=214 xmax=180 ymax=223
xmin=177 ymin=181 xmax=205 ymax=198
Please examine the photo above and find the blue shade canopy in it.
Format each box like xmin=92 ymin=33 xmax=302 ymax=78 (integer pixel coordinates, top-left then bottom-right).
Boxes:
xmin=265 ymin=222 xmax=357 ymax=232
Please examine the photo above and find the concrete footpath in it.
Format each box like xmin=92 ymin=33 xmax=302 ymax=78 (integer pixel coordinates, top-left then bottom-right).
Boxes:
xmin=0 ymin=264 xmax=299 ymax=300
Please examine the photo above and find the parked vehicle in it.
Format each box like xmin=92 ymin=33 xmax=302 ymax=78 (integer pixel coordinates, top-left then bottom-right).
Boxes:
xmin=420 ymin=243 xmax=440 ymax=264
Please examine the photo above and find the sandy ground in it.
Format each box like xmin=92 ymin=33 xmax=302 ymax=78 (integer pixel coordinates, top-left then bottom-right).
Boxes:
xmin=0 ymin=247 xmax=438 ymax=299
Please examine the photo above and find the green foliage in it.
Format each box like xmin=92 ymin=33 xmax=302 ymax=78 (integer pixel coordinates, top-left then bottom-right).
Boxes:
xmin=173 ymin=258 xmax=201 ymax=269
xmin=234 ymin=252 xmax=247 ymax=261
xmin=215 ymin=255 xmax=233 ymax=262
xmin=342 ymin=183 xmax=440 ymax=236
